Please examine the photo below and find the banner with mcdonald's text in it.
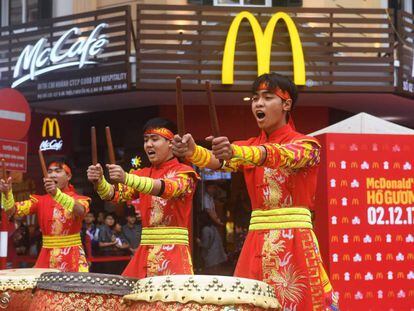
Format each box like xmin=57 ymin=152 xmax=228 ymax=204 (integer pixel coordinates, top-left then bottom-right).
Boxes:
xmin=314 ymin=133 xmax=414 ymax=311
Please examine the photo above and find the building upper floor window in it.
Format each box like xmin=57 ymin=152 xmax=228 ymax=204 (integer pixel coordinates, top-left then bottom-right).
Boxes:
xmin=3 ymin=0 xmax=52 ymax=26
xmin=213 ymin=0 xmax=272 ymax=7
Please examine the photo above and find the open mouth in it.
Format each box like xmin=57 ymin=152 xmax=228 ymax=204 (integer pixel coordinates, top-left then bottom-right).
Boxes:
xmin=147 ymin=150 xmax=156 ymax=156
xmin=256 ymin=111 xmax=265 ymax=120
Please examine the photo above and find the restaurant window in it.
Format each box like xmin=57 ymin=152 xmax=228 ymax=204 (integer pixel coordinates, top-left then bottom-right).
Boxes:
xmin=7 ymin=0 xmax=52 ymax=26
xmin=213 ymin=0 xmax=272 ymax=7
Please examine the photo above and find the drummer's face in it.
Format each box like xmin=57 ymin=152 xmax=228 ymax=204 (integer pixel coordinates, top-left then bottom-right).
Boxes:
xmin=47 ymin=165 xmax=71 ymax=190
xmin=144 ymin=134 xmax=173 ymax=165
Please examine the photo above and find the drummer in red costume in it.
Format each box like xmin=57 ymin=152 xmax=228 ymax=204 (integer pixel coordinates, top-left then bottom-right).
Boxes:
xmin=87 ymin=118 xmax=199 ymax=278
xmin=0 ymin=162 xmax=90 ymax=272
xmin=172 ymin=73 xmax=338 ymax=310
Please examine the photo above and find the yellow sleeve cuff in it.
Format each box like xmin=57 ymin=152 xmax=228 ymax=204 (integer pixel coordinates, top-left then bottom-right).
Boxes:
xmin=97 ymin=177 xmax=113 ymax=200
xmin=124 ymin=173 xmax=154 ymax=194
xmin=53 ymin=188 xmax=75 ymax=213
xmin=1 ymin=190 xmax=15 ymax=211
xmin=187 ymin=145 xmax=211 ymax=168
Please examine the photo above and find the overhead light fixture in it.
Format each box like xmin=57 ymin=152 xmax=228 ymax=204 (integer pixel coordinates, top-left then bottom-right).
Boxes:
xmin=243 ymin=97 xmax=251 ymax=101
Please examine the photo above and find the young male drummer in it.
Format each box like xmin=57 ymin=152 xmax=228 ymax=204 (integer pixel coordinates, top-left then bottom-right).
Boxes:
xmin=172 ymin=73 xmax=338 ymax=310
xmin=0 ymin=162 xmax=90 ymax=272
xmin=87 ymin=118 xmax=199 ymax=278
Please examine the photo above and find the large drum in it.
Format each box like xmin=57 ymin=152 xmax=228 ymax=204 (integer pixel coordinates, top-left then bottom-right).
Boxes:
xmin=123 ymin=275 xmax=280 ymax=310
xmin=0 ymin=268 xmax=59 ymax=311
xmin=31 ymin=272 xmax=137 ymax=311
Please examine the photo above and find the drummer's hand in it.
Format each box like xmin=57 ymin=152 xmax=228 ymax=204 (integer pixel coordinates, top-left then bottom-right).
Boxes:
xmin=0 ymin=177 xmax=12 ymax=193
xmin=106 ymin=164 xmax=126 ymax=184
xmin=172 ymin=134 xmax=195 ymax=158
xmin=44 ymin=178 xmax=57 ymax=196
xmin=206 ymin=136 xmax=233 ymax=160
xmin=87 ymin=164 xmax=103 ymax=185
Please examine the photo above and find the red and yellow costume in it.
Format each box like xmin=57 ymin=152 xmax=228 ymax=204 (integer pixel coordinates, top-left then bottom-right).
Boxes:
xmin=1 ymin=185 xmax=90 ymax=272
xmin=107 ymin=158 xmax=199 ymax=278
xmin=190 ymin=124 xmax=338 ymax=311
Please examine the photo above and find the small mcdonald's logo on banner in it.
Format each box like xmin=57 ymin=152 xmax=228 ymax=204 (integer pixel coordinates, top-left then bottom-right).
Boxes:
xmin=364 ymin=254 xmax=372 ymax=261
xmin=353 ymin=235 xmax=361 ymax=243
xmin=351 ymin=198 xmax=359 ymax=205
xmin=342 ymin=254 xmax=350 ymax=261
xmin=376 ymin=272 xmax=383 ymax=279
xmin=393 ymin=162 xmax=401 ymax=169
xmin=332 ymin=273 xmax=340 ymax=280
xmin=329 ymin=161 xmax=336 ymax=168
xmin=372 ymin=162 xmax=379 ymax=169
xmin=331 ymin=235 xmax=339 ymax=243
xmin=409 ymin=290 xmax=414 ymax=297
xmin=340 ymin=180 xmax=348 ymax=187
xmin=329 ymin=198 xmax=337 ymax=205
xmin=354 ymin=273 xmax=362 ymax=280
xmin=396 ymin=235 xmax=403 ymax=242
xmin=386 ymin=253 xmax=393 ymax=261
xmin=375 ymin=235 xmax=382 ymax=242
xmin=344 ymin=292 xmax=351 ymax=299
xmin=366 ymin=291 xmax=374 ymax=298
xmin=341 ymin=217 xmax=349 ymax=224
xmin=407 ymin=253 xmax=414 ymax=260
xmin=397 ymin=272 xmax=405 ymax=279
xmin=388 ymin=291 xmax=395 ymax=298
xmin=351 ymin=162 xmax=358 ymax=168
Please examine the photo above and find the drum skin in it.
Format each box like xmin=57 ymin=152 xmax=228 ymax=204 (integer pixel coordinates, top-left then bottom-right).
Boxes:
xmin=123 ymin=275 xmax=280 ymax=311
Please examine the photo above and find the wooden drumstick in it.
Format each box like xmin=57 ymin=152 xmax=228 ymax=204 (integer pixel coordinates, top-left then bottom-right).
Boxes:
xmin=1 ymin=158 xmax=8 ymax=198
xmin=38 ymin=149 xmax=48 ymax=178
xmin=205 ymin=81 xmax=221 ymax=137
xmin=1 ymin=158 xmax=6 ymax=181
xmin=105 ymin=126 xmax=116 ymax=165
xmin=176 ymin=76 xmax=185 ymax=137
xmin=91 ymin=126 xmax=98 ymax=165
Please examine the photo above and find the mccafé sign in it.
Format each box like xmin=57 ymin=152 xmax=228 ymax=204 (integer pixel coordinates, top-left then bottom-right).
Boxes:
xmin=12 ymin=23 xmax=109 ymax=88
xmin=40 ymin=117 xmax=63 ymax=151
xmin=222 ymin=11 xmax=305 ymax=85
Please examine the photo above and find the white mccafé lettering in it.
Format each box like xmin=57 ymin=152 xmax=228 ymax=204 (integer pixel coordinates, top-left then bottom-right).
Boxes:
xmin=12 ymin=23 xmax=109 ymax=88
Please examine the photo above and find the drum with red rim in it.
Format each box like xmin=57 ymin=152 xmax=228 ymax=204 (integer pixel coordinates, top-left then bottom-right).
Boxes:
xmin=31 ymin=272 xmax=138 ymax=311
xmin=0 ymin=268 xmax=59 ymax=311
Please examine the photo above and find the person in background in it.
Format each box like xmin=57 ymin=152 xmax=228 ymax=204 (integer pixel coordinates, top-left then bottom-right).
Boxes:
xmin=203 ymin=182 xmax=224 ymax=227
xmin=81 ymin=211 xmax=99 ymax=256
xmin=113 ymin=222 xmax=130 ymax=255
xmin=122 ymin=209 xmax=142 ymax=254
xmin=197 ymin=211 xmax=227 ymax=275
xmin=96 ymin=211 xmax=105 ymax=227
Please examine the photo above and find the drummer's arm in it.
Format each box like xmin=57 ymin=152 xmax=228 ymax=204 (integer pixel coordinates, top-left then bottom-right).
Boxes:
xmin=227 ymin=138 xmax=321 ymax=170
xmin=1 ymin=193 xmax=39 ymax=218
xmin=98 ymin=169 xmax=198 ymax=201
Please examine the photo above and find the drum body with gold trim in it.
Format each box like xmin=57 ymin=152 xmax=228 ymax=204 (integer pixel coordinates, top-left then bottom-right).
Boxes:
xmin=123 ymin=275 xmax=280 ymax=310
xmin=0 ymin=268 xmax=59 ymax=311
xmin=31 ymin=272 xmax=137 ymax=311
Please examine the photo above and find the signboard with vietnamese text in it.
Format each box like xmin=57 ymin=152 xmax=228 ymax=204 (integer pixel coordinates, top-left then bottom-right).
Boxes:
xmin=0 ymin=139 xmax=27 ymax=172
xmin=314 ymin=134 xmax=414 ymax=311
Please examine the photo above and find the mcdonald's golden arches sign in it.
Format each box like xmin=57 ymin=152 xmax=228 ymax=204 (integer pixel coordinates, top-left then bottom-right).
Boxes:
xmin=222 ymin=11 xmax=305 ymax=85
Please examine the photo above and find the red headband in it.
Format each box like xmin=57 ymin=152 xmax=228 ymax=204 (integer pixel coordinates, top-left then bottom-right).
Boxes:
xmin=48 ymin=162 xmax=72 ymax=175
xmin=144 ymin=128 xmax=174 ymax=140
xmin=257 ymin=82 xmax=291 ymax=101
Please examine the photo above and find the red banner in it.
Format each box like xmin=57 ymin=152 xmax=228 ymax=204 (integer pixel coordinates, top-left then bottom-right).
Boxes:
xmin=315 ymin=133 xmax=414 ymax=310
xmin=0 ymin=139 xmax=27 ymax=172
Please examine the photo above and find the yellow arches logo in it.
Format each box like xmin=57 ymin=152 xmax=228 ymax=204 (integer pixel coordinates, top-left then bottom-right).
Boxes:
xmin=42 ymin=117 xmax=61 ymax=138
xmin=222 ymin=11 xmax=305 ymax=85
